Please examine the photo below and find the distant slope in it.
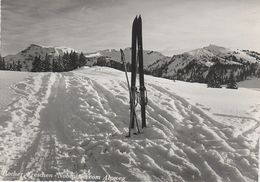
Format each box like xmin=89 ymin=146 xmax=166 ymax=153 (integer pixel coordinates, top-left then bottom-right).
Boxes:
xmin=147 ymin=44 xmax=260 ymax=83
xmin=84 ymin=47 xmax=168 ymax=69
xmin=238 ymin=77 xmax=260 ymax=90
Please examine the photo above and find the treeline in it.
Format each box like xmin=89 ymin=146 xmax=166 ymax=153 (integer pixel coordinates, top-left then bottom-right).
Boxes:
xmin=0 ymin=56 xmax=22 ymax=71
xmin=147 ymin=58 xmax=172 ymax=78
xmin=175 ymin=59 xmax=208 ymax=82
xmin=172 ymin=57 xmax=259 ymax=84
xmin=0 ymin=52 xmax=88 ymax=72
xmin=206 ymin=57 xmax=259 ymax=89
xmin=207 ymin=59 xmax=259 ymax=82
xmin=31 ymin=51 xmax=87 ymax=72
xmin=0 ymin=55 xmax=6 ymax=70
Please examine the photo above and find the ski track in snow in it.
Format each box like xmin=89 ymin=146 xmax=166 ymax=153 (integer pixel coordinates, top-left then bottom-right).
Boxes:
xmin=0 ymin=67 xmax=259 ymax=181
xmin=0 ymin=73 xmax=57 ymax=179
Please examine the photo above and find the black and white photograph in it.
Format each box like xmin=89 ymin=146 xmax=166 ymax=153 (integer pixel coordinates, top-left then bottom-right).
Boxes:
xmin=0 ymin=0 xmax=259 ymax=181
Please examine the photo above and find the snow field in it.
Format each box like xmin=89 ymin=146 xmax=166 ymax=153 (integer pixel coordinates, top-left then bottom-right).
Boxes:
xmin=72 ymin=67 xmax=259 ymax=181
xmin=0 ymin=72 xmax=58 ymax=178
xmin=0 ymin=71 xmax=30 ymax=109
xmin=0 ymin=67 xmax=259 ymax=181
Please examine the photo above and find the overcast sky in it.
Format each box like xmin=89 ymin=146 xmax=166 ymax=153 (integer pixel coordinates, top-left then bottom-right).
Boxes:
xmin=1 ymin=0 xmax=260 ymax=56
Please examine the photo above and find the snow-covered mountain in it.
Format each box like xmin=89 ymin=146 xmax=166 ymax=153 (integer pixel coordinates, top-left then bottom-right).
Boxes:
xmin=147 ymin=45 xmax=260 ymax=83
xmin=84 ymin=47 xmax=168 ymax=69
xmin=4 ymin=44 xmax=77 ymax=71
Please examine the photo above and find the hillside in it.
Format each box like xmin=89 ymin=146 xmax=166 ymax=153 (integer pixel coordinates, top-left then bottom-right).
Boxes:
xmin=84 ymin=47 xmax=169 ymax=69
xmin=0 ymin=67 xmax=259 ymax=181
xmin=2 ymin=44 xmax=79 ymax=71
xmin=147 ymin=45 xmax=260 ymax=83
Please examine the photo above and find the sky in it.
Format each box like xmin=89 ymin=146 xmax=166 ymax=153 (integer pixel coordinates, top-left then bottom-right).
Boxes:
xmin=1 ymin=0 xmax=260 ymax=56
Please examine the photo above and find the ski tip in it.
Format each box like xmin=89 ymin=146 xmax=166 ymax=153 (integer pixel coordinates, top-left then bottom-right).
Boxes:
xmin=136 ymin=15 xmax=142 ymax=23
xmin=133 ymin=16 xmax=138 ymax=25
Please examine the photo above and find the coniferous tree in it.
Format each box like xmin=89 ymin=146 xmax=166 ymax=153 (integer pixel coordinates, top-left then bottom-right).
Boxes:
xmin=54 ymin=55 xmax=64 ymax=72
xmin=11 ymin=61 xmax=16 ymax=71
xmin=31 ymin=56 xmax=37 ymax=72
xmin=79 ymin=52 xmax=86 ymax=67
xmin=227 ymin=71 xmax=238 ymax=89
xmin=207 ymin=66 xmax=222 ymax=88
xmin=70 ymin=51 xmax=78 ymax=70
xmin=58 ymin=57 xmax=63 ymax=71
xmin=68 ymin=51 xmax=73 ymax=70
xmin=0 ymin=57 xmax=5 ymax=70
xmin=7 ymin=64 xmax=11 ymax=70
xmin=0 ymin=55 xmax=2 ymax=70
xmin=74 ymin=51 xmax=79 ymax=69
xmin=43 ymin=53 xmax=51 ymax=71
xmin=52 ymin=60 xmax=57 ymax=72
xmin=2 ymin=58 xmax=5 ymax=70
xmin=16 ymin=61 xmax=22 ymax=71
xmin=62 ymin=52 xmax=70 ymax=71
xmin=31 ymin=56 xmax=42 ymax=72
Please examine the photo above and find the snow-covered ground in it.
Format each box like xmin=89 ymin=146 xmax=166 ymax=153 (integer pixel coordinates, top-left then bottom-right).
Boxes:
xmin=238 ymin=78 xmax=260 ymax=90
xmin=0 ymin=71 xmax=31 ymax=109
xmin=0 ymin=67 xmax=259 ymax=181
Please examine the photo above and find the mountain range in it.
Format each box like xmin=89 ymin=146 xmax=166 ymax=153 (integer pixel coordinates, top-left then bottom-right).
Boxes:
xmin=1 ymin=44 xmax=260 ymax=84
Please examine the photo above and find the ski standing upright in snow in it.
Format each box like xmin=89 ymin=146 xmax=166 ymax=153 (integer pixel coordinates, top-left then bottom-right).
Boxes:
xmin=121 ymin=15 xmax=148 ymax=137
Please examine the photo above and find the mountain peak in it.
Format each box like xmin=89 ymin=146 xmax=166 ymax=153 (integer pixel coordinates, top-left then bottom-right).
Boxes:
xmin=21 ymin=44 xmax=43 ymax=53
xmin=27 ymin=44 xmax=49 ymax=50
xmin=203 ymin=44 xmax=230 ymax=55
xmin=29 ymin=43 xmax=41 ymax=47
xmin=25 ymin=44 xmax=43 ymax=50
xmin=204 ymin=44 xmax=225 ymax=49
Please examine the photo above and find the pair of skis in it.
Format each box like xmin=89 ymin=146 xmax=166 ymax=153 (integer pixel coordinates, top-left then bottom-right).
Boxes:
xmin=121 ymin=15 xmax=148 ymax=137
